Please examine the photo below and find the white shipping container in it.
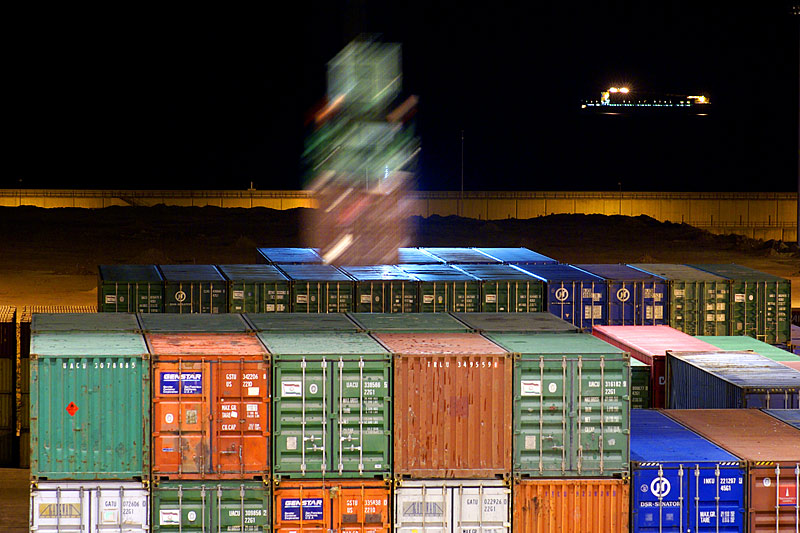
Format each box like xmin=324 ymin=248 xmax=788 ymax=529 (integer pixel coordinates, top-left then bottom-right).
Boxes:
xmin=31 ymin=481 xmax=149 ymax=532
xmin=394 ymin=479 xmax=510 ymax=533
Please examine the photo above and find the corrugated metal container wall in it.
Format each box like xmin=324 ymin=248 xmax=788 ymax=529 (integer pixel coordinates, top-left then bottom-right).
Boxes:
xmin=159 ymin=265 xmax=228 ymax=314
xmin=278 ymin=264 xmax=355 ymax=313
xmin=666 ymin=350 xmax=800 ymax=409
xmin=341 ymin=265 xmax=419 ymax=313
xmin=689 ymin=263 xmax=792 ymax=344
xmin=148 ymin=333 xmax=270 ymax=480
xmin=261 ymin=332 xmax=391 ymax=479
xmin=630 ymin=410 xmax=746 ymax=533
xmin=591 ymin=325 xmax=718 ymax=408
xmin=453 ymin=264 xmax=544 ymax=313
xmin=246 ymin=312 xmax=360 ymax=332
xmin=473 ymin=247 xmax=557 ymax=265
xmin=791 ymin=324 xmax=800 ymax=355
xmin=375 ymin=333 xmax=512 ymax=478
xmin=139 ymin=313 xmax=252 ymax=334
xmin=575 ymin=264 xmax=667 ymax=326
xmin=698 ymin=334 xmax=800 ymax=362
xmin=485 ymin=333 xmax=630 ymax=478
xmin=31 ymin=481 xmax=150 ymax=531
xmin=763 ymin=409 xmax=800 ymax=429
xmin=663 ymin=409 xmax=800 ymax=533
xmin=98 ymin=264 xmax=164 ymax=313
xmin=420 ymin=247 xmax=502 ymax=264
xmin=396 ymin=265 xmax=481 ymax=313
xmin=394 ymin=479 xmax=510 ymax=533
xmin=451 ymin=312 xmax=579 ymax=334
xmin=19 ymin=309 xmax=31 ymax=468
xmin=397 ymin=247 xmax=444 ymax=264
xmin=348 ymin=313 xmax=472 ymax=333
xmin=0 ymin=357 xmax=16 ymax=466
xmin=629 ymin=263 xmax=730 ymax=335
xmin=513 ymin=478 xmax=630 ymax=533
xmin=630 ymin=359 xmax=651 ymax=409
xmin=257 ymin=247 xmax=323 ymax=265
xmin=151 ymin=481 xmax=270 ymax=532
xmin=0 ymin=306 xmax=16 ymax=358
xmin=30 ymin=332 xmax=150 ymax=479
xmin=217 ymin=264 xmax=291 ymax=313
xmin=31 ymin=312 xmax=141 ymax=333
xmin=514 ymin=263 xmax=608 ymax=330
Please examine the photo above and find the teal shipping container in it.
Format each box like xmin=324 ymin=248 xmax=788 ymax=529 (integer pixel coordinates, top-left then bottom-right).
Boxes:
xmin=218 ymin=264 xmax=291 ymax=313
xmin=32 ymin=312 xmax=141 ymax=333
xmin=159 ymin=265 xmax=228 ymax=314
xmin=698 ymin=335 xmax=800 ymax=362
xmin=98 ymin=264 xmax=164 ymax=313
xmin=30 ymin=332 xmax=150 ymax=479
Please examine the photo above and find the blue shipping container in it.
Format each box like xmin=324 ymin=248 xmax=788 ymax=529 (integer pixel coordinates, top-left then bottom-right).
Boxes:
xmin=420 ymin=247 xmax=502 ymax=264
xmin=630 ymin=409 xmax=746 ymax=533
xmin=761 ymin=409 xmax=800 ymax=429
xmin=472 ymin=247 xmax=557 ymax=265
xmin=514 ymin=263 xmax=608 ymax=329
xmin=396 ymin=247 xmax=443 ymax=264
xmin=574 ymin=264 xmax=667 ymax=326
xmin=667 ymin=350 xmax=800 ymax=409
xmin=256 ymin=247 xmax=323 ymax=264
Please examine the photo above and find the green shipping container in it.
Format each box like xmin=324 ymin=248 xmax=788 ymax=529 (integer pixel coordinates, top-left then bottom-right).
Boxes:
xmin=630 ymin=263 xmax=729 ymax=336
xmin=159 ymin=265 xmax=228 ymax=314
xmin=348 ymin=312 xmax=472 ymax=333
xmin=341 ymin=265 xmax=419 ymax=313
xmin=630 ymin=358 xmax=651 ymax=409
xmin=217 ymin=264 xmax=291 ymax=313
xmin=486 ymin=333 xmax=629 ymax=478
xmin=277 ymin=264 xmax=354 ymax=313
xmin=32 ymin=312 xmax=141 ymax=333
xmin=451 ymin=312 xmax=579 ymax=334
xmin=397 ymin=264 xmax=481 ymax=313
xmin=698 ymin=335 xmax=800 ymax=362
xmin=689 ymin=264 xmax=792 ymax=344
xmin=139 ymin=313 xmax=252 ymax=333
xmin=152 ymin=481 xmax=270 ymax=532
xmin=30 ymin=332 xmax=150 ymax=479
xmin=246 ymin=313 xmax=360 ymax=332
xmin=98 ymin=264 xmax=164 ymax=313
xmin=454 ymin=264 xmax=544 ymax=312
xmin=261 ymin=332 xmax=391 ymax=479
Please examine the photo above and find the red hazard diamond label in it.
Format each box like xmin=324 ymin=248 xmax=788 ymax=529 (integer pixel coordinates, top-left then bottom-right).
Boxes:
xmin=66 ymin=402 xmax=79 ymax=416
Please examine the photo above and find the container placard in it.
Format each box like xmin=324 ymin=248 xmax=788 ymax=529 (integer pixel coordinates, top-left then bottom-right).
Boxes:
xmin=39 ymin=503 xmax=81 ymax=518
xmin=159 ymin=509 xmax=180 ymax=525
xmin=281 ymin=498 xmax=323 ymax=521
xmin=160 ymin=372 xmax=202 ymax=394
xmin=521 ymin=380 xmax=541 ymax=396
xmin=779 ymin=482 xmax=797 ymax=506
xmin=281 ymin=381 xmax=302 ymax=397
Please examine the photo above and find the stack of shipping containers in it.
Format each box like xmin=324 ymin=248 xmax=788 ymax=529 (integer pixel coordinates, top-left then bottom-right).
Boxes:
xmin=217 ymin=264 xmax=291 ymax=313
xmin=276 ymin=264 xmax=354 ymax=313
xmin=574 ymin=264 xmax=668 ymax=326
xmin=396 ymin=264 xmax=481 ymax=312
xmin=341 ymin=265 xmax=419 ymax=313
xmin=453 ymin=264 xmax=545 ymax=313
xmin=699 ymin=334 xmax=800 ymax=372
xmin=0 ymin=306 xmax=16 ymax=466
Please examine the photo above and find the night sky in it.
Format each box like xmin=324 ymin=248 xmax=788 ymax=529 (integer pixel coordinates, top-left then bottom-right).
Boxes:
xmin=7 ymin=3 xmax=799 ymax=192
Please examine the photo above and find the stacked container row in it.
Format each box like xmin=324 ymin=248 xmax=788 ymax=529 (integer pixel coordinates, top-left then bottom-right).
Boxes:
xmin=0 ymin=306 xmax=16 ymax=466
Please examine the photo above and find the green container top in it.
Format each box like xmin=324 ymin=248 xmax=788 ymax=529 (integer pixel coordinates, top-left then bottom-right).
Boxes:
xmin=258 ymin=332 xmax=387 ymax=355
xmin=630 ymin=263 xmax=726 ymax=282
xmin=277 ymin=264 xmax=352 ymax=281
xmin=348 ymin=313 xmax=471 ymax=332
xmin=340 ymin=265 xmax=419 ymax=281
xmin=30 ymin=332 xmax=147 ymax=356
xmin=452 ymin=312 xmax=579 ymax=333
xmin=486 ymin=332 xmax=625 ymax=355
xmin=454 ymin=264 xmax=540 ymax=281
xmin=217 ymin=264 xmax=289 ymax=282
xmin=698 ymin=335 xmax=800 ymax=362
xmin=245 ymin=313 xmax=359 ymax=332
xmin=159 ymin=264 xmax=225 ymax=281
xmin=98 ymin=264 xmax=162 ymax=282
xmin=688 ymin=264 xmax=789 ymax=282
xmin=139 ymin=314 xmax=251 ymax=333
xmin=31 ymin=313 xmax=140 ymax=333
xmin=397 ymin=264 xmax=478 ymax=282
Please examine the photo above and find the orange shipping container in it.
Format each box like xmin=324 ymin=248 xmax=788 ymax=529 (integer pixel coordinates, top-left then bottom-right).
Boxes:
xmin=273 ymin=480 xmax=390 ymax=533
xmin=149 ymin=333 xmax=270 ymax=480
xmin=513 ymin=478 xmax=629 ymax=533
xmin=375 ymin=333 xmax=512 ymax=479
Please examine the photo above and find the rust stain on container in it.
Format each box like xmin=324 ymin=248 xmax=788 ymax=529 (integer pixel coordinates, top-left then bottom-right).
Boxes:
xmin=376 ymin=333 xmax=511 ymax=478
xmin=149 ymin=333 xmax=270 ymax=480
xmin=273 ymin=480 xmax=390 ymax=533
xmin=513 ymin=478 xmax=629 ymax=533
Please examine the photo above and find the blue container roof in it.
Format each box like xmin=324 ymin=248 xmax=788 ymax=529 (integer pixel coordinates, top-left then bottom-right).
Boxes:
xmin=454 ymin=264 xmax=541 ymax=281
xmin=513 ymin=263 xmax=604 ymax=282
xmin=276 ymin=264 xmax=352 ymax=281
xmin=420 ymin=247 xmax=502 ymax=264
xmin=474 ymin=247 xmax=557 ymax=264
xmin=631 ymin=409 xmax=740 ymax=462
xmin=397 ymin=248 xmax=443 ymax=264
xmin=763 ymin=409 xmax=800 ymax=429
xmin=98 ymin=264 xmax=162 ymax=282
xmin=257 ymin=248 xmax=322 ymax=264
xmin=397 ymin=264 xmax=478 ymax=281
xmin=574 ymin=264 xmax=664 ymax=281
xmin=340 ymin=265 xmax=418 ymax=281
xmin=158 ymin=264 xmax=225 ymax=282
xmin=217 ymin=264 xmax=289 ymax=282
xmin=670 ymin=350 xmax=800 ymax=389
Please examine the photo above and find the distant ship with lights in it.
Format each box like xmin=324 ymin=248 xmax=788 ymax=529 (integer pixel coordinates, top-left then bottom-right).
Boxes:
xmin=581 ymin=86 xmax=711 ymax=115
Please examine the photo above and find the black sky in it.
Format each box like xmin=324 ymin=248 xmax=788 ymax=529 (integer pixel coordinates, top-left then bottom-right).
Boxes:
xmin=6 ymin=3 xmax=799 ymax=192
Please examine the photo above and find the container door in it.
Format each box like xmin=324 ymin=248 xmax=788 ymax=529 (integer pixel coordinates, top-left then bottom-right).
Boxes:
xmin=274 ymin=486 xmax=327 ymax=533
xmin=642 ymin=282 xmax=666 ymax=326
xmin=453 ymin=282 xmax=480 ymax=313
xmin=701 ymin=281 xmax=729 ymax=336
xmin=632 ymin=465 xmax=688 ymax=532
xmin=332 ymin=355 xmax=391 ymax=478
xmin=749 ymin=464 xmax=800 ymax=532
xmin=581 ymin=282 xmax=606 ymax=329
xmin=394 ymin=484 xmax=450 ymax=533
xmin=688 ymin=464 xmax=745 ymax=533
xmin=607 ymin=282 xmax=637 ymax=326
xmin=332 ymin=484 xmax=391 ymax=533
xmin=152 ymin=483 xmax=210 ymax=532
xmin=213 ymin=483 xmax=271 ymax=532
xmin=547 ymin=282 xmax=576 ymax=325
xmin=31 ymin=485 xmax=89 ymax=531
xmin=136 ymin=282 xmax=163 ymax=314
xmin=452 ymin=484 xmax=510 ymax=533
xmin=93 ymin=485 xmax=150 ymax=532
xmin=775 ymin=280 xmax=792 ymax=344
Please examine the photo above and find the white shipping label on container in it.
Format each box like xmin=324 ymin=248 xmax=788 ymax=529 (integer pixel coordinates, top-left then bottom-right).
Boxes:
xmin=593 ymin=292 xmax=603 ymax=301
xmin=423 ymin=294 xmax=434 ymax=304
xmin=646 ymin=306 xmax=653 ymax=320
xmin=248 ymin=387 xmax=259 ymax=396
xmin=654 ymin=306 xmax=663 ymax=320
xmin=654 ymin=293 xmax=663 ymax=302
xmin=485 ymin=294 xmax=497 ymax=303
xmin=716 ymin=302 xmax=726 ymax=311
xmin=105 ymin=295 xmax=117 ymax=304
xmin=707 ymin=303 xmax=715 ymax=311
xmin=734 ymin=294 xmax=746 ymax=303
xmin=265 ymin=304 xmax=275 ymax=312
xmin=233 ymin=290 xmax=245 ymax=299
xmin=521 ymin=380 xmax=542 ymax=396
xmin=644 ymin=289 xmax=653 ymax=299
xmin=525 ymin=435 xmax=536 ymax=450
xmin=674 ymin=289 xmax=685 ymax=298
xmin=717 ymin=314 xmax=726 ymax=322
xmin=582 ymin=288 xmax=592 ymax=299
xmin=287 ymin=436 xmax=297 ymax=450
xmin=361 ymin=294 xmax=372 ymax=304
xmin=281 ymin=381 xmax=302 ymax=397
xmin=296 ymin=294 xmax=308 ymax=304
xmin=707 ymin=314 xmax=715 ymax=323
xmin=160 ymin=509 xmax=181 ymax=525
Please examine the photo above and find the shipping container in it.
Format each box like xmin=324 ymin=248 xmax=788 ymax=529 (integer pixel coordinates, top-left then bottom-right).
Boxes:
xmin=0 ymin=306 xmax=15 ymax=358
xmin=257 ymin=247 xmax=323 ymax=265
xmin=396 ymin=265 xmax=481 ymax=313
xmin=763 ymin=409 xmax=800 ymax=429
xmin=341 ymin=265 xmax=419 ymax=313
xmin=630 ymin=409 xmax=746 ymax=533
xmin=19 ymin=309 xmax=31 ymax=469
xmin=513 ymin=478 xmax=629 ymax=533
xmin=592 ymin=325 xmax=717 ymax=408
xmin=394 ymin=479 xmax=510 ymax=533
xmin=375 ymin=333 xmax=511 ymax=478
xmin=148 ymin=333 xmax=270 ymax=480
xmin=451 ymin=312 xmax=579 ymax=334
xmin=139 ymin=313 xmax=252 ymax=334
xmin=31 ymin=481 xmax=150 ymax=531
xmin=698 ymin=334 xmax=800 ymax=361
xmin=273 ymin=480 xmax=390 ymax=533
xmin=486 ymin=333 xmax=629 ymax=477
xmin=666 ymin=350 xmax=800 ymax=409
xmin=0 ymin=357 xmax=16 ymax=466
xmin=277 ymin=264 xmax=355 ymax=313
xmin=575 ymin=264 xmax=668 ymax=326
xmin=791 ymin=324 xmax=800 ymax=355
xmin=31 ymin=312 xmax=141 ymax=333
xmin=152 ymin=480 xmax=270 ymax=532
xmin=159 ymin=265 xmax=228 ymax=314
xmin=663 ymin=409 xmax=800 ymax=532
xmin=397 ymin=247 xmax=444 ymax=264
xmin=630 ymin=263 xmax=730 ymax=336
xmin=473 ymin=247 xmax=557 ymax=265
xmin=246 ymin=313 xmax=360 ymax=332
xmin=453 ymin=264 xmax=544 ymax=312
xmin=420 ymin=247 xmax=502 ymax=264
xmin=261 ymin=332 xmax=391 ymax=479
xmin=514 ymin=263 xmax=608 ymax=330
xmin=30 ymin=332 xmax=150 ymax=479
xmin=689 ymin=264 xmax=792 ymax=344
xmin=98 ymin=264 xmax=164 ymax=313
xmin=348 ymin=313 xmax=471 ymax=333
xmin=217 ymin=264 xmax=291 ymax=313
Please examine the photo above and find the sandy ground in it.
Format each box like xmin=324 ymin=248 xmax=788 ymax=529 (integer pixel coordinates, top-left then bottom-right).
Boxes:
xmin=0 ymin=206 xmax=798 ymax=530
